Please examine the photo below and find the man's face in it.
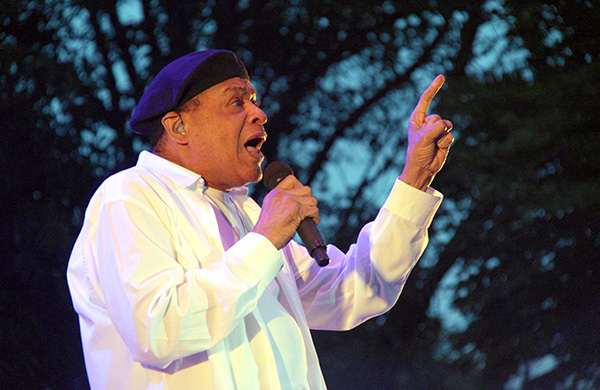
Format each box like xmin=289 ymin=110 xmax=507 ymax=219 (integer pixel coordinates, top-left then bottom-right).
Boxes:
xmin=180 ymin=77 xmax=268 ymax=190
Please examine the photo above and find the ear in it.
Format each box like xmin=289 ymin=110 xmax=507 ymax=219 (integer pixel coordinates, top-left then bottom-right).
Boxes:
xmin=161 ymin=111 xmax=189 ymax=145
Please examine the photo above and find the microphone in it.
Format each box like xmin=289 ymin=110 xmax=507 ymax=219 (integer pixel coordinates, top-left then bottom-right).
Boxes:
xmin=263 ymin=161 xmax=330 ymax=267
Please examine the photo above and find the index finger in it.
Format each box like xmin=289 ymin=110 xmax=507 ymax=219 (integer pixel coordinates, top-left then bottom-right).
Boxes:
xmin=412 ymin=74 xmax=445 ymax=125
xmin=274 ymin=174 xmax=304 ymax=190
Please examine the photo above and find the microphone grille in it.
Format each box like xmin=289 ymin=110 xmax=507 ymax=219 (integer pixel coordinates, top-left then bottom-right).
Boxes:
xmin=263 ymin=161 xmax=294 ymax=189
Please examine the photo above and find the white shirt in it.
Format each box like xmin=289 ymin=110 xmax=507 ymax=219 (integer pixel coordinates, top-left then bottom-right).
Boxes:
xmin=67 ymin=151 xmax=443 ymax=389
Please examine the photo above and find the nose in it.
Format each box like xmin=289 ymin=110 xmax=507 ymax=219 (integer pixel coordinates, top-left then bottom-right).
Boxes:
xmin=249 ymin=103 xmax=268 ymax=126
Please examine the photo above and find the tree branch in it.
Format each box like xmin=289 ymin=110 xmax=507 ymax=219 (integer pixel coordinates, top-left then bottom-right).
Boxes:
xmin=305 ymin=23 xmax=449 ymax=186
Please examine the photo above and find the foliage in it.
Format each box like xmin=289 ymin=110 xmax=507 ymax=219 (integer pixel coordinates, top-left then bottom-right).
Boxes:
xmin=433 ymin=0 xmax=600 ymax=388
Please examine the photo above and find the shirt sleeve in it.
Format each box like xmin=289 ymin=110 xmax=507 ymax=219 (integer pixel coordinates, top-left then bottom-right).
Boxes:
xmin=290 ymin=179 xmax=443 ymax=330
xmin=90 ymin=194 xmax=283 ymax=369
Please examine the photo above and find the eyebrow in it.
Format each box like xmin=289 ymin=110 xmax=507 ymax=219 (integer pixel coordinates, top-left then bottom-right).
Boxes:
xmin=223 ymin=85 xmax=257 ymax=99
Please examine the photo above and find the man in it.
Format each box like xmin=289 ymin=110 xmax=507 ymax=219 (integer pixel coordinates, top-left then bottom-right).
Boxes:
xmin=67 ymin=49 xmax=453 ymax=389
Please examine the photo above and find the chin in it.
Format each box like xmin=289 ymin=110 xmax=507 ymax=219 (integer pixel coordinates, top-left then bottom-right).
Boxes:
xmin=250 ymin=170 xmax=263 ymax=184
xmin=238 ymin=166 xmax=263 ymax=187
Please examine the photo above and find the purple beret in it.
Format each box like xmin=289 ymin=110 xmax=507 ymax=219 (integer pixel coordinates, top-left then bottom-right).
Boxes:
xmin=130 ymin=50 xmax=249 ymax=140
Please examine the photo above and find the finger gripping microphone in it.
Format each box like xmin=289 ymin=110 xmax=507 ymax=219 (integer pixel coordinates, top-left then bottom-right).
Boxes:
xmin=263 ymin=161 xmax=330 ymax=267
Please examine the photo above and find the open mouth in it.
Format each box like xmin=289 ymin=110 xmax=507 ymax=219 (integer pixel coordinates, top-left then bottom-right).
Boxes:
xmin=244 ymin=137 xmax=264 ymax=148
xmin=244 ymin=133 xmax=267 ymax=159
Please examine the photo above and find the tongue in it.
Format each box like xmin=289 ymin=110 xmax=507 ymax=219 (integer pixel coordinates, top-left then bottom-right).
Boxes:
xmin=245 ymin=142 xmax=262 ymax=158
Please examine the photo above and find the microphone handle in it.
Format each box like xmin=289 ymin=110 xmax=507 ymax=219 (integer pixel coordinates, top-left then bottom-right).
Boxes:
xmin=297 ymin=218 xmax=330 ymax=267
xmin=263 ymin=161 xmax=329 ymax=267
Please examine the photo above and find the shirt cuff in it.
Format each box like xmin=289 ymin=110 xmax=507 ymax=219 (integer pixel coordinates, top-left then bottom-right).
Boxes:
xmin=226 ymin=232 xmax=283 ymax=292
xmin=382 ymin=179 xmax=444 ymax=228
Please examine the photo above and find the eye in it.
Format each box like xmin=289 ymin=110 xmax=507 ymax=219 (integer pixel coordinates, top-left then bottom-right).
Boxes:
xmin=252 ymin=99 xmax=262 ymax=107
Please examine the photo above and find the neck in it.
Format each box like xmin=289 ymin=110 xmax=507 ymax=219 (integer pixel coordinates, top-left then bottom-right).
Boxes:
xmin=153 ymin=144 xmax=186 ymax=168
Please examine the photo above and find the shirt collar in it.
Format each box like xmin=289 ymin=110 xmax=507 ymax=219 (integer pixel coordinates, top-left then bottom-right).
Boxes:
xmin=136 ymin=150 xmax=249 ymax=196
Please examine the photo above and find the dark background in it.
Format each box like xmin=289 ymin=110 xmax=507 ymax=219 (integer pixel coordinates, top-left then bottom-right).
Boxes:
xmin=1 ymin=0 xmax=599 ymax=389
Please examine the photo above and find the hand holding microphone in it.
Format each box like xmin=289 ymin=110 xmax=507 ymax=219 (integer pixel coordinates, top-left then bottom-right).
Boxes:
xmin=252 ymin=161 xmax=329 ymax=267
